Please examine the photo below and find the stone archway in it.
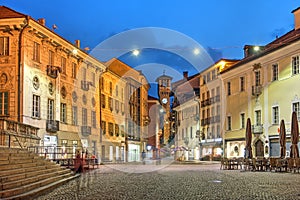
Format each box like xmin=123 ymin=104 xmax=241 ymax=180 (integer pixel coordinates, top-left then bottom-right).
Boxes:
xmin=255 ymin=139 xmax=264 ymax=157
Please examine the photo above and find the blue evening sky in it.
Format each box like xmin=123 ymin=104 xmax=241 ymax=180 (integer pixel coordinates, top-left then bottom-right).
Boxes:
xmin=2 ymin=0 xmax=298 ymax=59
xmin=1 ymin=0 xmax=299 ymax=96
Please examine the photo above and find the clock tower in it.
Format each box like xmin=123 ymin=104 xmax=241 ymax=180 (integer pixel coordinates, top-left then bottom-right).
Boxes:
xmin=156 ymin=72 xmax=172 ymax=146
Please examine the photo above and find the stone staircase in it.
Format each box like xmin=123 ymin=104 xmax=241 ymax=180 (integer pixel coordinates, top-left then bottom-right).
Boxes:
xmin=0 ymin=147 xmax=79 ymax=200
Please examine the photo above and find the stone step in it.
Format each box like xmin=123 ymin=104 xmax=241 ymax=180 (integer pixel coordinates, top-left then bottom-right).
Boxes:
xmin=0 ymin=173 xmax=75 ymax=199
xmin=0 ymin=147 xmax=77 ymax=199
xmin=0 ymin=159 xmax=57 ymax=171
xmin=2 ymin=168 xmax=71 ymax=190
xmin=0 ymin=164 xmax=50 ymax=177
xmin=0 ymin=148 xmax=30 ymax=154
xmin=1 ymin=166 xmax=68 ymax=184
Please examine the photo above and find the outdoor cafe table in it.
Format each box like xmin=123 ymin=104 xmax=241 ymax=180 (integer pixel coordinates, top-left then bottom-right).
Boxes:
xmin=227 ymin=158 xmax=240 ymax=170
xmin=276 ymin=158 xmax=288 ymax=172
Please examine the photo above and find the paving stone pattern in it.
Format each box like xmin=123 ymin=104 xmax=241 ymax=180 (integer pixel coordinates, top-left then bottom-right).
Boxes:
xmin=35 ymin=163 xmax=300 ymax=200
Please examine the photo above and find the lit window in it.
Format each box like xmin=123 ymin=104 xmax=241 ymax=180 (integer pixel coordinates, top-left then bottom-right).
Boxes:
xmin=0 ymin=91 xmax=9 ymax=115
xmin=240 ymin=77 xmax=245 ymax=92
xmin=72 ymin=106 xmax=78 ymax=125
xmin=92 ymin=111 xmax=96 ymax=128
xmin=227 ymin=82 xmax=231 ymax=96
xmin=32 ymin=94 xmax=40 ymax=118
xmin=255 ymin=110 xmax=261 ymax=125
xmin=292 ymin=56 xmax=299 ymax=75
xmin=255 ymin=71 xmax=261 ymax=86
xmin=101 ymin=121 xmax=106 ymax=135
xmin=272 ymin=64 xmax=278 ymax=81
xmin=61 ymin=57 xmax=66 ymax=74
xmin=33 ymin=42 xmax=40 ymax=62
xmin=240 ymin=113 xmax=245 ymax=129
xmin=293 ymin=102 xmax=300 ymax=121
xmin=108 ymin=122 xmax=114 ymax=136
xmin=60 ymin=103 xmax=67 ymax=123
xmin=48 ymin=50 xmax=54 ymax=66
xmin=72 ymin=62 xmax=77 ymax=78
xmin=227 ymin=116 xmax=231 ymax=131
xmin=47 ymin=99 xmax=54 ymax=120
xmin=272 ymin=106 xmax=279 ymax=124
xmin=82 ymin=108 xmax=87 ymax=126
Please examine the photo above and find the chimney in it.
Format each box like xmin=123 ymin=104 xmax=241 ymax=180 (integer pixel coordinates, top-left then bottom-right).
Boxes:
xmin=292 ymin=7 xmax=300 ymax=30
xmin=75 ymin=40 xmax=80 ymax=48
xmin=183 ymin=71 xmax=188 ymax=79
xmin=37 ymin=18 xmax=45 ymax=26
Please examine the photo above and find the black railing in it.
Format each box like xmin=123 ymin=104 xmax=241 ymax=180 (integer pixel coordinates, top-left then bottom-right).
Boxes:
xmin=252 ymin=85 xmax=262 ymax=97
xmin=81 ymin=80 xmax=90 ymax=91
xmin=47 ymin=65 xmax=61 ymax=79
xmin=46 ymin=120 xmax=59 ymax=132
xmin=81 ymin=126 xmax=91 ymax=136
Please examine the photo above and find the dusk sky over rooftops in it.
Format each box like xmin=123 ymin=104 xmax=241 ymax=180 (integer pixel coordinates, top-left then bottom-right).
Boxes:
xmin=1 ymin=0 xmax=299 ymax=85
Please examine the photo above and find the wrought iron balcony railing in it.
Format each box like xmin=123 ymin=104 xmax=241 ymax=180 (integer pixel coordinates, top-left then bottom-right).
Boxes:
xmin=81 ymin=126 xmax=91 ymax=136
xmin=46 ymin=120 xmax=59 ymax=133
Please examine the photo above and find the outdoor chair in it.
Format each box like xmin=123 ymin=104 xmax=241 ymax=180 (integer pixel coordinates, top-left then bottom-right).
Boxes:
xmin=287 ymin=158 xmax=295 ymax=173
xmin=243 ymin=158 xmax=251 ymax=171
xmin=269 ymin=157 xmax=277 ymax=172
xmin=276 ymin=158 xmax=287 ymax=172
xmin=237 ymin=157 xmax=244 ymax=170
xmin=249 ymin=158 xmax=257 ymax=171
xmin=255 ymin=157 xmax=264 ymax=171
xmin=262 ymin=157 xmax=270 ymax=171
xmin=220 ymin=158 xmax=229 ymax=170
xmin=295 ymin=158 xmax=300 ymax=173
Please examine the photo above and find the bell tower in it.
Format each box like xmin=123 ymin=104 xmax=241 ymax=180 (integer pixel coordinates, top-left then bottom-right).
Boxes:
xmin=156 ymin=71 xmax=172 ymax=146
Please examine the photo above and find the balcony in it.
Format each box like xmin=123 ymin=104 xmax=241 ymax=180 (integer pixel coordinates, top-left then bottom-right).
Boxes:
xmin=215 ymin=95 xmax=220 ymax=102
xmin=215 ymin=115 xmax=220 ymax=123
xmin=252 ymin=85 xmax=262 ymax=97
xmin=81 ymin=80 xmax=91 ymax=91
xmin=201 ymin=119 xmax=206 ymax=126
xmin=81 ymin=126 xmax=91 ymax=136
xmin=209 ymin=97 xmax=215 ymax=104
xmin=252 ymin=124 xmax=263 ymax=134
xmin=46 ymin=65 xmax=61 ymax=79
xmin=201 ymin=101 xmax=205 ymax=107
xmin=46 ymin=120 xmax=59 ymax=133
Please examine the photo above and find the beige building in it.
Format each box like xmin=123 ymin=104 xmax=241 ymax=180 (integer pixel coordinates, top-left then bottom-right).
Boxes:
xmin=147 ymin=95 xmax=160 ymax=159
xmin=104 ymin=58 xmax=150 ymax=162
xmin=0 ymin=6 xmax=107 ymax=158
xmin=221 ymin=7 xmax=300 ymax=158
xmin=172 ymin=72 xmax=201 ymax=160
xmin=199 ymin=59 xmax=239 ymax=160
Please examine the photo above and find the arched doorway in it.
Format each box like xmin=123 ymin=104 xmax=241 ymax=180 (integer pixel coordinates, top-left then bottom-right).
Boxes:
xmin=255 ymin=140 xmax=264 ymax=157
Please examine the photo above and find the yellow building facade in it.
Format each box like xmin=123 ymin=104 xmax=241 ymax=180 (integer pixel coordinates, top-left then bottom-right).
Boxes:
xmin=200 ymin=59 xmax=239 ymax=159
xmin=104 ymin=58 xmax=150 ymax=162
xmin=221 ymin=7 xmax=300 ymax=158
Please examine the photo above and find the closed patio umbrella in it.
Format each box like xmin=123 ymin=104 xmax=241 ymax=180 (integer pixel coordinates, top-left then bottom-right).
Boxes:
xmin=290 ymin=112 xmax=299 ymax=158
xmin=245 ymin=118 xmax=252 ymax=159
xmin=279 ymin=119 xmax=286 ymax=158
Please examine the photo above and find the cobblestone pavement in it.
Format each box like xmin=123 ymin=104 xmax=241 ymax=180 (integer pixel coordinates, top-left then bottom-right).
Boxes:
xmin=35 ymin=162 xmax=300 ymax=200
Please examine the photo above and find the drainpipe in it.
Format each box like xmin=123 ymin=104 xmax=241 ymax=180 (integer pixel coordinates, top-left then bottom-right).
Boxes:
xmin=18 ymin=17 xmax=29 ymax=122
